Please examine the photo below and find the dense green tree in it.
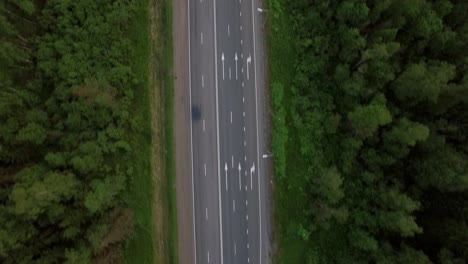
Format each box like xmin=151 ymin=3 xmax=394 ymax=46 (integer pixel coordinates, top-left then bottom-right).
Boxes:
xmin=273 ymin=0 xmax=468 ymax=262
xmin=0 ymin=0 xmax=139 ymax=262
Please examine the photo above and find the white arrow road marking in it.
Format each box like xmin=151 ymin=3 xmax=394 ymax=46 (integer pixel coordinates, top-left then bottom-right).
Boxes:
xmin=225 ymin=163 xmax=228 ymax=190
xmin=222 ymin=53 xmax=225 ymax=80
xmin=247 ymin=55 xmax=252 ymax=80
xmin=238 ymin=163 xmax=242 ymax=190
xmin=250 ymin=162 xmax=255 ymax=190
xmin=235 ymin=53 xmax=238 ymax=80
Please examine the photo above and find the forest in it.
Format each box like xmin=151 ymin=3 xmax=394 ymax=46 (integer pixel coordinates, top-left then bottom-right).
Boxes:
xmin=269 ymin=0 xmax=468 ymax=263
xmin=0 ymin=0 xmax=153 ymax=262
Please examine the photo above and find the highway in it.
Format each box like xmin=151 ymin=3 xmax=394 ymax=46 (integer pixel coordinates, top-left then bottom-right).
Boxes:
xmin=188 ymin=0 xmax=269 ymax=263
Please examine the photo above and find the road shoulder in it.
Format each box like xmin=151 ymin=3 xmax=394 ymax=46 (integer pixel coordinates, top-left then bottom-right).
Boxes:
xmin=172 ymin=0 xmax=195 ymax=263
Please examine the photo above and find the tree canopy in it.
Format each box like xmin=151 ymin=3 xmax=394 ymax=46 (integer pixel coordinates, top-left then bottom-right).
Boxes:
xmin=0 ymin=0 xmax=142 ymax=262
xmin=270 ymin=0 xmax=468 ymax=262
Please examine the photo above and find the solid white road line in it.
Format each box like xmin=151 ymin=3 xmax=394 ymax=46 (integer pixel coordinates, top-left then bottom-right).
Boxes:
xmin=187 ymin=0 xmax=197 ymax=262
xmin=213 ymin=0 xmax=224 ymax=261
xmin=252 ymin=0 xmax=263 ymax=262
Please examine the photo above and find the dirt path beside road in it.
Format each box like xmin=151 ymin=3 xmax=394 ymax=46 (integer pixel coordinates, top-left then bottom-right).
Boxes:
xmin=172 ymin=0 xmax=194 ymax=263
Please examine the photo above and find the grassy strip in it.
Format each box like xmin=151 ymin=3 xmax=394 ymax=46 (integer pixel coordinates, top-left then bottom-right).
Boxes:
xmin=162 ymin=0 xmax=179 ymax=262
xmin=122 ymin=0 xmax=155 ymax=263
xmin=267 ymin=0 xmax=308 ymax=262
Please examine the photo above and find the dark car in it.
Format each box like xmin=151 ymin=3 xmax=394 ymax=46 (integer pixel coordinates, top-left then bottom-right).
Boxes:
xmin=192 ymin=104 xmax=201 ymax=121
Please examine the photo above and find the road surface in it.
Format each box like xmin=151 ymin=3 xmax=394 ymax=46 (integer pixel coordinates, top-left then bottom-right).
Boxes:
xmin=187 ymin=0 xmax=270 ymax=263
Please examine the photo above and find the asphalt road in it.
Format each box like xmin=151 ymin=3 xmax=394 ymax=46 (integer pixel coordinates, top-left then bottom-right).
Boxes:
xmin=188 ymin=0 xmax=269 ymax=263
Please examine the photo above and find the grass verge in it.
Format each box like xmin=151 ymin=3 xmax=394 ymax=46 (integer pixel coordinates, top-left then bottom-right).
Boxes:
xmin=162 ymin=0 xmax=179 ymax=262
xmin=121 ymin=0 xmax=178 ymax=262
xmin=122 ymin=0 xmax=155 ymax=263
xmin=267 ymin=0 xmax=307 ymax=262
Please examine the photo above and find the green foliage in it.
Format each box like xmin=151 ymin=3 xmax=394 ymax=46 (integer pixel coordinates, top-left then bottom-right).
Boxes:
xmin=348 ymin=95 xmax=392 ymax=138
xmin=0 ymin=0 xmax=147 ymax=262
xmin=392 ymin=61 xmax=456 ymax=104
xmin=270 ymin=0 xmax=468 ymax=262
xmin=271 ymin=82 xmax=288 ymax=179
